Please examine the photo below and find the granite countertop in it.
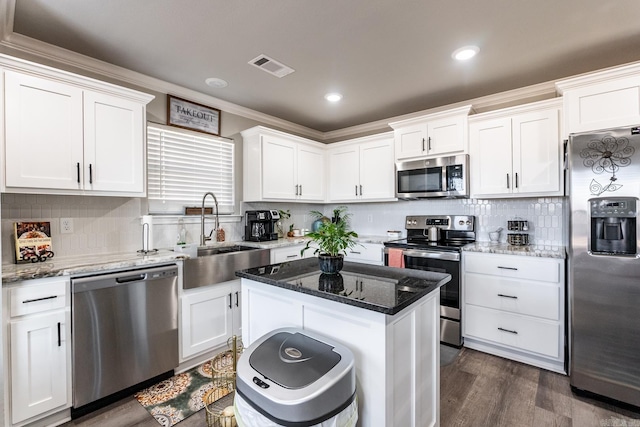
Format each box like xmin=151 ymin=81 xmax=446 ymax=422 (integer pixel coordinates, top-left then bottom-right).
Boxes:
xmin=236 ymin=257 xmax=450 ymax=315
xmin=2 ymin=250 xmax=188 ymax=283
xmin=462 ymin=242 xmax=566 ymax=259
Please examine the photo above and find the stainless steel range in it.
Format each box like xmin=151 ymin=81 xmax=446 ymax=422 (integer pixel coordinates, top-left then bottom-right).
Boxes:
xmin=384 ymin=215 xmax=475 ymax=347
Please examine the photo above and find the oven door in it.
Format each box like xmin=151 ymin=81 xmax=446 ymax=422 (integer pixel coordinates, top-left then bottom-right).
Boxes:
xmin=402 ymin=249 xmax=462 ymax=346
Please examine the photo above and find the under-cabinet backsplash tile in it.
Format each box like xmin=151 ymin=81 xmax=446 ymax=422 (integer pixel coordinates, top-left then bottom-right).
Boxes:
xmin=1 ymin=193 xmax=566 ymax=264
xmin=246 ymin=197 xmax=566 ymax=247
xmin=1 ymin=194 xmax=144 ymax=264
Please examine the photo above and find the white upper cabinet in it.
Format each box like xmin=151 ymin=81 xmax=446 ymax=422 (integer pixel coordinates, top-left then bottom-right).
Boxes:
xmin=328 ymin=132 xmax=396 ymax=202
xmin=389 ymin=105 xmax=472 ymax=161
xmin=1 ymin=56 xmax=153 ymax=196
xmin=242 ymin=126 xmax=326 ymax=202
xmin=83 ymin=91 xmax=145 ymax=193
xmin=469 ymin=99 xmax=562 ymax=198
xmin=4 ymin=71 xmax=85 ymax=191
xmin=556 ymin=62 xmax=640 ymax=136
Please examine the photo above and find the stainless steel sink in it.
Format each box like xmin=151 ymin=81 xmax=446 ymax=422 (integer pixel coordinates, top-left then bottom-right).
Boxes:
xmin=183 ymin=245 xmax=270 ymax=289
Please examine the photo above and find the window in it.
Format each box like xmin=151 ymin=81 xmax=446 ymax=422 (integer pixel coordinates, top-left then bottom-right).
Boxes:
xmin=147 ymin=124 xmax=235 ymax=214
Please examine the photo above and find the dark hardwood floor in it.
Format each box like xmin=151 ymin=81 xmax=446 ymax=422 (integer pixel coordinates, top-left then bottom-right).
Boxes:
xmin=441 ymin=348 xmax=640 ymax=427
xmin=63 ymin=348 xmax=640 ymax=427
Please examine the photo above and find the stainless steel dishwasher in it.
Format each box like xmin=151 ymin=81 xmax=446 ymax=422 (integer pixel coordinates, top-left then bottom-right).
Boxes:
xmin=71 ymin=264 xmax=179 ymax=409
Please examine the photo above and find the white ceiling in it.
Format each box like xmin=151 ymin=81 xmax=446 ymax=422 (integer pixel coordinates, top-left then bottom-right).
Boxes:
xmin=7 ymin=0 xmax=640 ymax=133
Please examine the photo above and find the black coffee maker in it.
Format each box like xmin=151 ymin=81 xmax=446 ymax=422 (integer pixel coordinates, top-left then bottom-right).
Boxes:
xmin=244 ymin=210 xmax=280 ymax=242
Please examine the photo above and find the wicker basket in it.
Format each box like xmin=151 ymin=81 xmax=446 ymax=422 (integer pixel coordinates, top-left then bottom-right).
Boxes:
xmin=204 ymin=336 xmax=243 ymax=427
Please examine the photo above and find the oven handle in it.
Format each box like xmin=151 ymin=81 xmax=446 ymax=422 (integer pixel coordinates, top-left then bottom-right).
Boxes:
xmin=394 ymin=248 xmax=460 ymax=262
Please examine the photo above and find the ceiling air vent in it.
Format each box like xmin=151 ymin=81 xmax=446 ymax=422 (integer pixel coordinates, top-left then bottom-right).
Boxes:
xmin=249 ymin=54 xmax=295 ymax=78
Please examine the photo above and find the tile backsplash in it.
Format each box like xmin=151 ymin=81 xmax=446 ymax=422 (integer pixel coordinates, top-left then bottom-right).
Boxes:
xmin=246 ymin=196 xmax=567 ymax=247
xmin=1 ymin=194 xmax=566 ymax=264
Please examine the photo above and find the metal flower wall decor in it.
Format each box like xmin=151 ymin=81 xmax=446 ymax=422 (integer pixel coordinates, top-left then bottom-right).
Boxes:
xmin=580 ymin=135 xmax=635 ymax=195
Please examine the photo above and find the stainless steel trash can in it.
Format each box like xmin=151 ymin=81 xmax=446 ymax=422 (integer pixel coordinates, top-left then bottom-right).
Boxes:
xmin=235 ymin=328 xmax=357 ymax=426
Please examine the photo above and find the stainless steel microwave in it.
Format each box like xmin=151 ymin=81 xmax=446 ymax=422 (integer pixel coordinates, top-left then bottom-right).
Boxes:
xmin=396 ymin=154 xmax=469 ymax=199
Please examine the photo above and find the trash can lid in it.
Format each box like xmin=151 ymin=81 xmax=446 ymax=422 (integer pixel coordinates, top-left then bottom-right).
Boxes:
xmin=248 ymin=331 xmax=341 ymax=389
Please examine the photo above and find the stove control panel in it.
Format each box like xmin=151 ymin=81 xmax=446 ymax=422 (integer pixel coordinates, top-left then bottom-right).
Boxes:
xmin=405 ymin=215 xmax=475 ymax=231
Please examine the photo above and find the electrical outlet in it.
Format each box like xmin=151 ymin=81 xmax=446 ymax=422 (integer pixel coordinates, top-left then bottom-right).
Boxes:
xmin=60 ymin=218 xmax=74 ymax=234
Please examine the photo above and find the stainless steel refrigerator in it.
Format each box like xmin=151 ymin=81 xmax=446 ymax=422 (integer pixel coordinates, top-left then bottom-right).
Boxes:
xmin=568 ymin=125 xmax=640 ymax=406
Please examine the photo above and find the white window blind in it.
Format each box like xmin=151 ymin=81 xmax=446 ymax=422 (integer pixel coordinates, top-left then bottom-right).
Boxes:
xmin=147 ymin=124 xmax=235 ymax=214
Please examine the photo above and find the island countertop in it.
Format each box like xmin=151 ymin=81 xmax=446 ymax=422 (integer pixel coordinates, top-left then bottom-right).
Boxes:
xmin=235 ymin=257 xmax=450 ymax=315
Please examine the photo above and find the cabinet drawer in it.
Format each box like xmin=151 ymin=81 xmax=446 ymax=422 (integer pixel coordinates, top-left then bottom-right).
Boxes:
xmin=464 ymin=252 xmax=560 ymax=283
xmin=465 ymin=273 xmax=560 ymax=320
xmin=464 ymin=305 xmax=560 ymax=358
xmin=346 ymin=243 xmax=383 ymax=265
xmin=271 ymin=245 xmax=307 ymax=264
xmin=10 ymin=278 xmax=68 ymax=317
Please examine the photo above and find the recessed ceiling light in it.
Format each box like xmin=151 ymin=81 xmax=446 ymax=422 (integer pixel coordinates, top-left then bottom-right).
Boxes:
xmin=205 ymin=77 xmax=228 ymax=88
xmin=452 ymin=46 xmax=479 ymax=61
xmin=325 ymin=93 xmax=342 ymax=102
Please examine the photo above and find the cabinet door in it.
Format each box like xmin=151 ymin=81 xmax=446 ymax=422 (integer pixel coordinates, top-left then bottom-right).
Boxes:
xmin=328 ymin=145 xmax=360 ymax=201
xmin=563 ymin=76 xmax=640 ymax=134
xmin=10 ymin=311 xmax=68 ymax=424
xmin=231 ymin=281 xmax=242 ymax=338
xmin=394 ymin=123 xmax=427 ymax=160
xmin=512 ymin=108 xmax=561 ymax=195
xmin=5 ymin=71 xmax=83 ymax=190
xmin=427 ymin=115 xmax=465 ymax=155
xmin=469 ymin=117 xmax=513 ymax=197
xmin=180 ymin=285 xmax=233 ymax=359
xmin=359 ymin=139 xmax=395 ymax=200
xmin=261 ymin=135 xmax=297 ymax=199
xmin=297 ymin=143 xmax=325 ymax=201
xmin=84 ymin=91 xmax=145 ymax=194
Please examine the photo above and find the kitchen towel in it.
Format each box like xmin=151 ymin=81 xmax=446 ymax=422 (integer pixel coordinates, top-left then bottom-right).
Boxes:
xmin=387 ymin=248 xmax=405 ymax=268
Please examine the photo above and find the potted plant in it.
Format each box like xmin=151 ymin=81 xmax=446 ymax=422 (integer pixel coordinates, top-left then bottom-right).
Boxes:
xmin=301 ymin=207 xmax=359 ymax=274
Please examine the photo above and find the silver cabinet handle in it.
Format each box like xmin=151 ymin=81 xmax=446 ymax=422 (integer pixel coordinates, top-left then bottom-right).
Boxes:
xmin=422 ymin=138 xmax=425 ymax=152
xmin=23 ymin=295 xmax=57 ymax=304
xmin=89 ymin=164 xmax=93 ymax=184
xmin=228 ymin=293 xmax=232 ymax=309
xmin=355 ymin=185 xmax=358 ymax=196
xmin=235 ymin=291 xmax=239 ymax=307
xmin=299 ymin=184 xmax=302 ymax=196
xmin=359 ymin=185 xmax=363 ymax=196
xmin=350 ymin=251 xmax=361 ymax=254
xmin=286 ymin=254 xmax=298 ymax=259
xmin=428 ymin=136 xmax=432 ymax=151
xmin=497 ymin=266 xmax=518 ymax=270
xmin=58 ymin=322 xmax=62 ymax=347
xmin=497 ymin=293 xmax=518 ymax=299
xmin=506 ymin=173 xmax=510 ymax=189
xmin=76 ymin=162 xmax=81 ymax=183
xmin=498 ymin=327 xmax=518 ymax=334
xmin=295 ymin=184 xmax=299 ymax=195
xmin=515 ymin=172 xmax=519 ymax=188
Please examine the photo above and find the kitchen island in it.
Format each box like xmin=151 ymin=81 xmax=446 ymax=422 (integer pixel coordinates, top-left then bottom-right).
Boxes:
xmin=236 ymin=258 xmax=450 ymax=427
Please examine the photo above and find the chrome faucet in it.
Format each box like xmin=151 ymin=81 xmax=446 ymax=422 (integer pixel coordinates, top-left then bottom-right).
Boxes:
xmin=200 ymin=192 xmax=220 ymax=246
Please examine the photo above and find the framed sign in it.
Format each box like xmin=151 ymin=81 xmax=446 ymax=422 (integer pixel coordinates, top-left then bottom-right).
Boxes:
xmin=167 ymin=95 xmax=221 ymax=136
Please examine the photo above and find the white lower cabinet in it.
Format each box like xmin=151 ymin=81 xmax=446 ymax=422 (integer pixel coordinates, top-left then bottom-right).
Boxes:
xmin=270 ymin=243 xmax=314 ymax=264
xmin=3 ymin=277 xmax=71 ymax=426
xmin=180 ymin=280 xmax=241 ymax=360
xmin=345 ymin=242 xmax=383 ymax=265
xmin=242 ymin=279 xmax=440 ymax=427
xmin=462 ymin=252 xmax=566 ymax=373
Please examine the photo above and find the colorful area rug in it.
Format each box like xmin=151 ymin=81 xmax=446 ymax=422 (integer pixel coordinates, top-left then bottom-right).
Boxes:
xmin=135 ymin=360 xmax=217 ymax=426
